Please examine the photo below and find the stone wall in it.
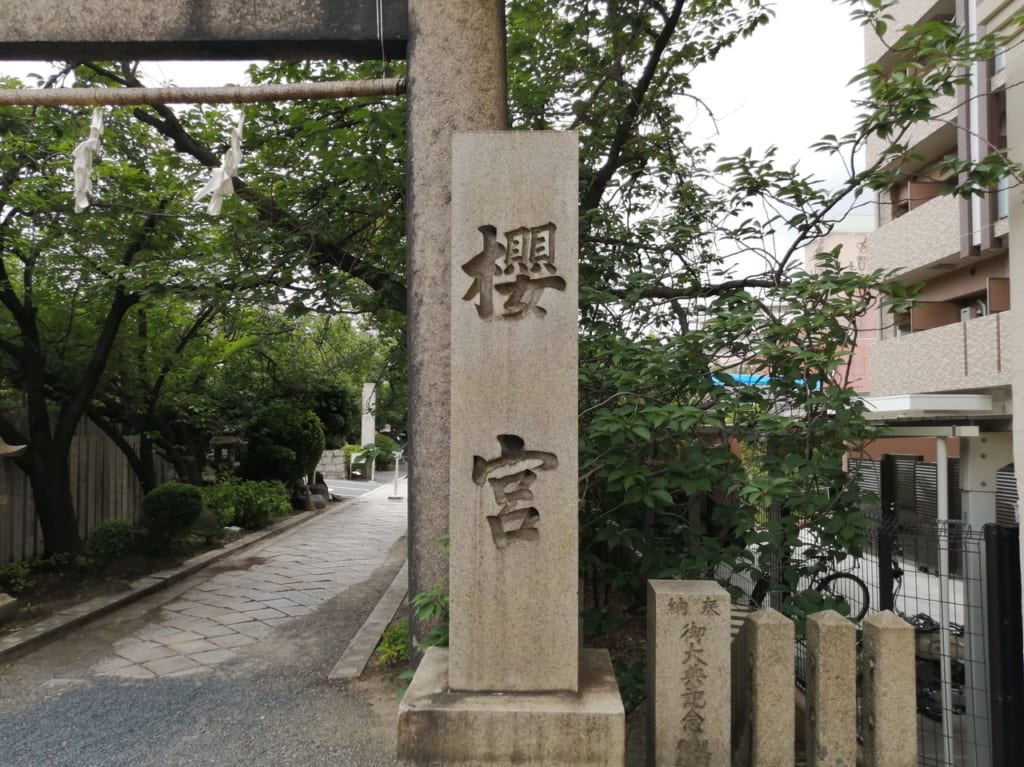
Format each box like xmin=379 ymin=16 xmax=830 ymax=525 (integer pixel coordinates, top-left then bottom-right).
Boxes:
xmin=316 ymin=449 xmax=348 ymax=480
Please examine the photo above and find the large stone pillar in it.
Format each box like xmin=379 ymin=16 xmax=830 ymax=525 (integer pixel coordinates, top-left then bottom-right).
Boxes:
xmin=397 ymin=131 xmax=623 ymax=766
xmin=405 ymin=0 xmax=507 ymax=648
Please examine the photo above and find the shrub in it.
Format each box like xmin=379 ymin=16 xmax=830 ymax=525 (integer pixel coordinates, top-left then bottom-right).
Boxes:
xmin=83 ymin=520 xmax=136 ymax=564
xmin=374 ymin=433 xmax=401 ymax=469
xmin=232 ymin=480 xmax=290 ymax=530
xmin=200 ymin=483 xmax=236 ymax=527
xmin=374 ymin=618 xmax=410 ymax=667
xmin=240 ymin=402 xmax=325 ymax=486
xmin=142 ymin=482 xmax=203 ymax=553
xmin=0 ymin=560 xmax=33 ymax=595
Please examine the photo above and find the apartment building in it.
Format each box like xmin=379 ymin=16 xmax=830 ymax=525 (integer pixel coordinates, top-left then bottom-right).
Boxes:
xmin=859 ymin=0 xmax=1020 ymax=526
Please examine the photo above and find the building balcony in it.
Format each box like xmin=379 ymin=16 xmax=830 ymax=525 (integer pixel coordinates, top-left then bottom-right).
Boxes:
xmin=866 ymin=193 xmax=960 ymax=277
xmin=868 ymin=310 xmax=1012 ymax=396
xmin=865 ymin=0 xmax=956 ymax=67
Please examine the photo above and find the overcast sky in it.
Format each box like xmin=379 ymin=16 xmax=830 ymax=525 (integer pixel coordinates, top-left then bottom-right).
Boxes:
xmin=688 ymin=0 xmax=865 ymax=183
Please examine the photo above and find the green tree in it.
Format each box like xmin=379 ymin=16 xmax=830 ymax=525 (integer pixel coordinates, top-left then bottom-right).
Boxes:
xmin=0 ymin=88 xmax=222 ymax=554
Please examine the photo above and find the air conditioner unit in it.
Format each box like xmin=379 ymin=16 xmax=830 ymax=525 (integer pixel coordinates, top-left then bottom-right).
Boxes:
xmin=961 ymin=307 xmax=973 ymax=322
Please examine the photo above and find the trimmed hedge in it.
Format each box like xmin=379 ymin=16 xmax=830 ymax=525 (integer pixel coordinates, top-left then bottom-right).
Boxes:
xmin=142 ymin=482 xmax=203 ymax=553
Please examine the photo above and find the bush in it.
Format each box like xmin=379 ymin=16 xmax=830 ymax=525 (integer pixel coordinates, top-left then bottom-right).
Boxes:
xmin=0 ymin=560 xmax=33 ymax=595
xmin=232 ymin=480 xmax=290 ymax=530
xmin=374 ymin=433 xmax=401 ymax=469
xmin=200 ymin=483 xmax=236 ymax=527
xmin=374 ymin=618 xmax=410 ymax=667
xmin=83 ymin=520 xmax=136 ymax=564
xmin=240 ymin=402 xmax=325 ymax=486
xmin=142 ymin=482 xmax=203 ymax=553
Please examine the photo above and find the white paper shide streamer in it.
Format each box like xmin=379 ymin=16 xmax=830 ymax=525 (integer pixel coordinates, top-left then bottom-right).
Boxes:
xmin=194 ymin=114 xmax=244 ymax=215
xmin=71 ymin=108 xmax=104 ymax=213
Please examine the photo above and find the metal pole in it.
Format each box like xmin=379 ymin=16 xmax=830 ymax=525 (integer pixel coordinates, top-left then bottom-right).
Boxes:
xmin=937 ymin=436 xmax=956 ymax=766
xmin=389 ymin=452 xmax=404 ymax=501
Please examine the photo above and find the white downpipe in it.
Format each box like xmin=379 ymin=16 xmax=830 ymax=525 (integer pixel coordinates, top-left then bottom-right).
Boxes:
xmin=937 ymin=436 xmax=955 ymax=766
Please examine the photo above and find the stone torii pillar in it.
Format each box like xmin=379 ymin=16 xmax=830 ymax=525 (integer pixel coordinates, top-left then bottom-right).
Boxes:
xmin=0 ymin=0 xmax=505 ymax=651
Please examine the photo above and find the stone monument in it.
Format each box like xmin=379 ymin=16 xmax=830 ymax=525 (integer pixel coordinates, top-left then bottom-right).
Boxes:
xmin=361 ymin=382 xmax=377 ymax=448
xmin=397 ymin=131 xmax=624 ymax=765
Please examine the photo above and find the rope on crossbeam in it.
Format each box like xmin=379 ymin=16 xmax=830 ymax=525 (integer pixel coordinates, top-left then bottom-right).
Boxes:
xmin=0 ymin=77 xmax=407 ymax=107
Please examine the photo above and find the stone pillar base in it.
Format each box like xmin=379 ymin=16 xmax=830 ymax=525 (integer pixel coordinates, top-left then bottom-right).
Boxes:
xmin=398 ymin=647 xmax=624 ymax=766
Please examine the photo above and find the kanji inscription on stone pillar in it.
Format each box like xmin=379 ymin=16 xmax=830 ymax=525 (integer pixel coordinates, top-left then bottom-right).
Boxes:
xmin=448 ymin=131 xmax=579 ymax=693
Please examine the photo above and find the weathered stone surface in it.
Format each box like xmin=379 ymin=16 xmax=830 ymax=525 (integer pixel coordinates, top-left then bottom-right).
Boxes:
xmin=0 ymin=0 xmax=407 ymax=60
xmin=398 ymin=647 xmax=624 ymax=767
xmin=805 ymin=611 xmax=856 ymax=767
xmin=447 ymin=130 xmax=579 ymax=693
xmin=861 ymin=611 xmax=917 ymax=767
xmin=406 ymin=0 xmax=508 ymax=656
xmin=0 ymin=592 xmax=17 ymax=623
xmin=746 ymin=609 xmax=794 ymax=767
xmin=647 ymin=580 xmax=730 ymax=767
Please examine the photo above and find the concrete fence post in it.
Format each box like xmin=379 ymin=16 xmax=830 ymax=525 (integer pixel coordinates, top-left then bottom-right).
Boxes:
xmin=861 ymin=611 xmax=917 ymax=767
xmin=805 ymin=610 xmax=856 ymax=767
xmin=746 ymin=609 xmax=794 ymax=767
xmin=647 ymin=580 xmax=730 ymax=767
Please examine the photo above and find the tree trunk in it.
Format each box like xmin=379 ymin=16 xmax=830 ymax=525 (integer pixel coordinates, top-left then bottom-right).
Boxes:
xmin=23 ymin=447 xmax=80 ymax=556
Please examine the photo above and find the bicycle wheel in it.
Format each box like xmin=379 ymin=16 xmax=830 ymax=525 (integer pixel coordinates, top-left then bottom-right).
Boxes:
xmin=816 ymin=573 xmax=870 ymax=621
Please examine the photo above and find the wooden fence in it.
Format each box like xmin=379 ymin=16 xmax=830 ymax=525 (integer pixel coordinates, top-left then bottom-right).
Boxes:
xmin=0 ymin=419 xmax=175 ymax=565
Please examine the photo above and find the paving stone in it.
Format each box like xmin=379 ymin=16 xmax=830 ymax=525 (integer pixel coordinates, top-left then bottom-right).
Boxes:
xmin=233 ymin=621 xmax=272 ymax=639
xmin=157 ymin=630 xmax=205 ymax=646
xmin=92 ymin=656 xmax=135 ymax=674
xmin=262 ymin=598 xmax=298 ymax=610
xmin=165 ymin=665 xmax=210 ymax=678
xmin=163 ymin=600 xmax=199 ymax=612
xmin=246 ymin=607 xmax=286 ymax=621
xmin=105 ymin=664 xmax=156 ymax=679
xmin=185 ymin=621 xmax=237 ymax=638
xmin=276 ymin=604 xmax=312 ymax=617
xmin=210 ymin=633 xmax=257 ymax=649
xmin=144 ymin=654 xmax=201 ymax=676
xmin=190 ymin=648 xmax=237 ymax=665
xmin=171 ymin=639 xmax=220 ymax=654
xmin=183 ymin=604 xmax=230 ymax=618
xmin=213 ymin=612 xmax=256 ymax=625
xmin=115 ymin=642 xmax=178 ymax=664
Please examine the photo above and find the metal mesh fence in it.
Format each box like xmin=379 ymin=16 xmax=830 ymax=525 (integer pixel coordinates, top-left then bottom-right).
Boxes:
xmin=858 ymin=517 xmax=990 ymax=767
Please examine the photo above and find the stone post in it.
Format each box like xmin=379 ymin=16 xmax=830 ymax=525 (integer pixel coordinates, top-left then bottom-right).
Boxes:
xmin=405 ymin=0 xmax=508 ymax=651
xmin=861 ymin=611 xmax=917 ymax=767
xmin=746 ymin=609 xmax=794 ymax=767
xmin=359 ymin=382 xmax=376 ymax=448
xmin=447 ymin=131 xmax=579 ymax=692
xmin=397 ymin=131 xmax=623 ymax=765
xmin=647 ymin=580 xmax=730 ymax=767
xmin=805 ymin=610 xmax=856 ymax=767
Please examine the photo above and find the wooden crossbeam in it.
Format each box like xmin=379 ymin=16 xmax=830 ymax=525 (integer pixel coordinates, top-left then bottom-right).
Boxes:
xmin=0 ymin=78 xmax=407 ymax=107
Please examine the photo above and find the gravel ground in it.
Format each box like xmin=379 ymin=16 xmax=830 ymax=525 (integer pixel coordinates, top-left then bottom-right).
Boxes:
xmin=0 ymin=539 xmax=407 ymax=767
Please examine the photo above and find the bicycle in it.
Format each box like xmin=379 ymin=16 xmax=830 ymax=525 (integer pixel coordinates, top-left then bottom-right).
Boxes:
xmin=746 ymin=541 xmax=870 ymax=621
xmin=804 ymin=546 xmax=871 ymax=621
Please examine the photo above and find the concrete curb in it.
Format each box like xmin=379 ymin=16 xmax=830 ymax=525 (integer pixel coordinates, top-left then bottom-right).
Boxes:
xmin=0 ymin=496 xmax=363 ymax=663
xmin=328 ymin=560 xmax=408 ymax=681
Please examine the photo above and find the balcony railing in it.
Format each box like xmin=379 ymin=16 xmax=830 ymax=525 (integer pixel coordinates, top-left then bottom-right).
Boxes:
xmin=865 ymin=193 xmax=959 ymax=275
xmin=869 ymin=310 xmax=1012 ymax=397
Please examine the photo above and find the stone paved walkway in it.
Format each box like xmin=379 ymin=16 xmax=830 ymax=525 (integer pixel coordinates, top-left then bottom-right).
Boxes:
xmin=91 ymin=482 xmax=407 ymax=679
